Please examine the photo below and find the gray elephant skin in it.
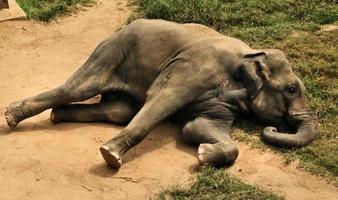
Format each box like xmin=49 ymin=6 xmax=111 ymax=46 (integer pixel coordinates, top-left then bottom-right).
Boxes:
xmin=4 ymin=19 xmax=317 ymax=168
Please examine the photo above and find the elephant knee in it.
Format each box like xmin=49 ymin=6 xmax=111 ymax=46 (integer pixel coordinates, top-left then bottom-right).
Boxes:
xmin=182 ymin=118 xmax=220 ymax=145
xmin=105 ymin=102 xmax=136 ymax=124
xmin=50 ymin=106 xmax=71 ymax=123
xmin=225 ymin=144 xmax=239 ymax=163
xmin=182 ymin=121 xmax=198 ymax=144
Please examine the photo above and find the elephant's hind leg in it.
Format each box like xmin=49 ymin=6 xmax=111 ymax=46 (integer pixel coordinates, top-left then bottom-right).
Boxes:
xmin=182 ymin=117 xmax=238 ymax=167
xmin=50 ymin=98 xmax=137 ymax=124
xmin=4 ymin=87 xmax=69 ymax=128
xmin=4 ymin=33 xmax=129 ymax=128
xmin=4 ymin=82 xmax=108 ymax=128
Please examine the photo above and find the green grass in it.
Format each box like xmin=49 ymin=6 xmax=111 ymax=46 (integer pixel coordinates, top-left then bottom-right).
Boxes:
xmin=16 ymin=0 xmax=94 ymax=21
xmin=130 ymin=0 xmax=338 ymax=188
xmin=158 ymin=166 xmax=283 ymax=200
xmin=272 ymin=30 xmax=337 ymax=181
xmin=129 ymin=0 xmax=338 ymax=46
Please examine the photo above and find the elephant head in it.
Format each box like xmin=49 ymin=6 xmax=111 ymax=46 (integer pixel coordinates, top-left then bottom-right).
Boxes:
xmin=238 ymin=49 xmax=317 ymax=147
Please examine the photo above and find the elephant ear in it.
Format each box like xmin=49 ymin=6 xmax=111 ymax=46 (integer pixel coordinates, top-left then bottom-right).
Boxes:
xmin=237 ymin=51 xmax=270 ymax=99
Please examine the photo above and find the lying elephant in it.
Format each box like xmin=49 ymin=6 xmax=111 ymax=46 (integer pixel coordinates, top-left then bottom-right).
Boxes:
xmin=4 ymin=19 xmax=317 ymax=168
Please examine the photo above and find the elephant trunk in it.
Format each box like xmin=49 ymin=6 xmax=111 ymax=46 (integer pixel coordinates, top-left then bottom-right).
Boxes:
xmin=261 ymin=112 xmax=317 ymax=148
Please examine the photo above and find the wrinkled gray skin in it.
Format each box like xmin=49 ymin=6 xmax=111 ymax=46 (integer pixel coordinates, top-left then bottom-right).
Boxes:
xmin=4 ymin=19 xmax=317 ymax=168
xmin=0 ymin=0 xmax=9 ymax=9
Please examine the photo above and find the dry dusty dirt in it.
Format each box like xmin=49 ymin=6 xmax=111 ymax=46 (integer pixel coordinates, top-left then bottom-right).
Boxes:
xmin=0 ymin=0 xmax=337 ymax=199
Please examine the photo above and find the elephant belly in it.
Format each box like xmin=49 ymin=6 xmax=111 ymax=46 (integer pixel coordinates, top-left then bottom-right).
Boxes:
xmin=113 ymin=56 xmax=159 ymax=102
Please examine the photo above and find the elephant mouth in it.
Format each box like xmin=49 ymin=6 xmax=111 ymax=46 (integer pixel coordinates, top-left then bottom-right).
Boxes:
xmin=250 ymin=113 xmax=295 ymax=133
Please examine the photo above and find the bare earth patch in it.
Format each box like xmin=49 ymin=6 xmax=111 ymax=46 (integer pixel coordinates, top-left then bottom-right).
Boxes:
xmin=321 ymin=24 xmax=338 ymax=32
xmin=0 ymin=0 xmax=337 ymax=199
xmin=229 ymin=143 xmax=338 ymax=200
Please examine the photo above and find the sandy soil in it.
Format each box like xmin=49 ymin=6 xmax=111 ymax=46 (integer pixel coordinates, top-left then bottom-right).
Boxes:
xmin=0 ymin=1 xmax=337 ymax=199
xmin=230 ymin=143 xmax=338 ymax=200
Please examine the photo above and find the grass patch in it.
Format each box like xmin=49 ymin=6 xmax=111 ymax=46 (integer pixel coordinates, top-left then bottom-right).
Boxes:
xmin=130 ymin=0 xmax=338 ymax=46
xmin=158 ymin=166 xmax=283 ymax=200
xmin=131 ymin=0 xmax=338 ymax=184
xmin=16 ymin=0 xmax=94 ymax=21
xmin=277 ymin=30 xmax=338 ymax=181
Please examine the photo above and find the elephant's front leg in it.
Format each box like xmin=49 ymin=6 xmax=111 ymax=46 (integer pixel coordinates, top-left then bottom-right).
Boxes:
xmin=99 ymin=61 xmax=207 ymax=168
xmin=182 ymin=117 xmax=238 ymax=167
xmin=99 ymin=88 xmax=197 ymax=168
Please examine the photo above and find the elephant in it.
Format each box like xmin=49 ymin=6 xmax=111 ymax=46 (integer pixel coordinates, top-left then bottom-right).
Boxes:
xmin=4 ymin=19 xmax=317 ymax=168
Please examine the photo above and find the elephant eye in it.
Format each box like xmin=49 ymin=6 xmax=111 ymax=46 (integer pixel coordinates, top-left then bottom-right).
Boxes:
xmin=288 ymin=85 xmax=297 ymax=94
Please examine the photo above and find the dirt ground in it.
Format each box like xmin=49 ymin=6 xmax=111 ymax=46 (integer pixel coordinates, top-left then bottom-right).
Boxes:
xmin=0 ymin=1 xmax=337 ymax=199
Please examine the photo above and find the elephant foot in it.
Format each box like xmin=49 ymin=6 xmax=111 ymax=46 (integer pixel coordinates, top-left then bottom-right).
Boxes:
xmin=50 ymin=106 xmax=76 ymax=123
xmin=50 ymin=111 xmax=57 ymax=123
xmin=100 ymin=145 xmax=122 ymax=168
xmin=4 ymin=108 xmax=17 ymax=128
xmin=50 ymin=108 xmax=64 ymax=123
xmin=4 ymin=102 xmax=26 ymax=128
xmin=197 ymin=142 xmax=239 ymax=167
